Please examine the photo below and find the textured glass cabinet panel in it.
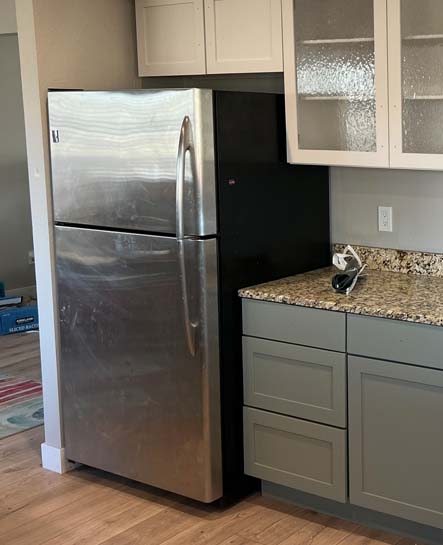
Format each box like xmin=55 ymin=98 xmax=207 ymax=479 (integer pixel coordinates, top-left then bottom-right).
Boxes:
xmin=294 ymin=0 xmax=377 ymax=152
xmin=401 ymin=0 xmax=443 ymax=154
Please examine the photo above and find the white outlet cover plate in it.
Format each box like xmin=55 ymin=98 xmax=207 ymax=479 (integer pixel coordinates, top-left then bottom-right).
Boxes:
xmin=378 ymin=206 xmax=393 ymax=232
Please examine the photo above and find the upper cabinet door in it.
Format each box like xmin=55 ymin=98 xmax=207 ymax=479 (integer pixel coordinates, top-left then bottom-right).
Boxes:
xmin=204 ymin=0 xmax=283 ymax=74
xmin=282 ymin=0 xmax=389 ymax=168
xmin=136 ymin=0 xmax=206 ymax=76
xmin=388 ymin=0 xmax=443 ymax=169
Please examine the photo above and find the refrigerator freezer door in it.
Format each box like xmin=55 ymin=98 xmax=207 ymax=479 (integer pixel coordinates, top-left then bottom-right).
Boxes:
xmin=55 ymin=226 xmax=222 ymax=502
xmin=49 ymin=89 xmax=216 ymax=237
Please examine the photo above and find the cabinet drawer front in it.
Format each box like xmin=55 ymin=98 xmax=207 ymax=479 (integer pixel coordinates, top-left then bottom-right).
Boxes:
xmin=244 ymin=407 xmax=347 ymax=502
xmin=348 ymin=314 xmax=443 ymax=369
xmin=349 ymin=356 xmax=443 ymax=530
xmin=243 ymin=337 xmax=346 ymax=427
xmin=242 ymin=300 xmax=346 ymax=352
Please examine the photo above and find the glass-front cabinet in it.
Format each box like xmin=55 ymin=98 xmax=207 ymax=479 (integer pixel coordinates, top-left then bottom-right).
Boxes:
xmin=283 ymin=0 xmax=443 ymax=170
xmin=283 ymin=0 xmax=389 ymax=168
xmin=388 ymin=0 xmax=443 ymax=169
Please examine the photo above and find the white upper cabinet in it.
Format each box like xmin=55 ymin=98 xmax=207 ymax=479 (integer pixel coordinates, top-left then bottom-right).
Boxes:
xmin=388 ymin=0 xmax=443 ymax=170
xmin=204 ymin=0 xmax=283 ymax=74
xmin=282 ymin=0 xmax=389 ymax=168
xmin=136 ymin=0 xmax=206 ymax=76
xmin=136 ymin=0 xmax=284 ymax=77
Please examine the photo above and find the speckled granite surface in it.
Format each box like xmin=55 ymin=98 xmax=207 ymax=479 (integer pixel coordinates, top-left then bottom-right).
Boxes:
xmin=333 ymin=244 xmax=443 ymax=277
xmin=239 ymin=267 xmax=443 ymax=327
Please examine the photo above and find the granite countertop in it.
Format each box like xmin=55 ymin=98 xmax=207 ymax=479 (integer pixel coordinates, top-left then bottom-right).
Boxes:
xmin=239 ymin=266 xmax=443 ymax=327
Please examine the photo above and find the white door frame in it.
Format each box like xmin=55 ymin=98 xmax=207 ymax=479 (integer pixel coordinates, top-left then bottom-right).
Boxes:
xmin=15 ymin=0 xmax=66 ymax=471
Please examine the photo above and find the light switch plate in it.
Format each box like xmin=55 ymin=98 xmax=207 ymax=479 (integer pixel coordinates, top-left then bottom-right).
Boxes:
xmin=378 ymin=206 xmax=393 ymax=232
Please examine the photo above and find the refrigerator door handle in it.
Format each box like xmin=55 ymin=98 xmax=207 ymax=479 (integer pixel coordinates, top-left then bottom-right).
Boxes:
xmin=177 ymin=117 xmax=198 ymax=357
xmin=176 ymin=116 xmax=193 ymax=240
xmin=178 ymin=239 xmax=198 ymax=357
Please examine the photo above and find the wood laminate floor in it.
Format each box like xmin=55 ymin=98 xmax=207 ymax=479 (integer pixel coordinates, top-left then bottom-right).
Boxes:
xmin=0 ymin=426 xmax=422 ymax=545
xmin=0 ymin=332 xmax=41 ymax=381
xmin=0 ymin=332 xmax=423 ymax=544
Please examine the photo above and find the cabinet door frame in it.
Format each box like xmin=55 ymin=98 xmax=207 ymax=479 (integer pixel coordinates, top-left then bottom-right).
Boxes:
xmin=136 ymin=0 xmax=207 ymax=77
xmin=282 ymin=0 xmax=390 ymax=168
xmin=349 ymin=356 xmax=443 ymax=529
xmin=204 ymin=0 xmax=283 ymax=74
xmin=388 ymin=0 xmax=443 ymax=170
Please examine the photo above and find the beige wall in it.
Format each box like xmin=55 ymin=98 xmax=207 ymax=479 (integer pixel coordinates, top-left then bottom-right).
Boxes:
xmin=34 ymin=0 xmax=141 ymax=198
xmin=0 ymin=0 xmax=17 ymax=34
xmin=16 ymin=0 xmax=140 ymax=460
xmin=0 ymin=33 xmax=34 ymax=291
xmin=34 ymin=0 xmax=140 ymax=92
xmin=331 ymin=167 xmax=443 ymax=253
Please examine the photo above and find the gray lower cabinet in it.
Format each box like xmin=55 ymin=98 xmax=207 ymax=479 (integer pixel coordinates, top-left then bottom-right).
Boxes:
xmin=241 ymin=297 xmax=443 ymax=532
xmin=243 ymin=336 xmax=347 ymax=427
xmin=349 ymin=356 xmax=443 ymax=530
xmin=244 ymin=407 xmax=347 ymax=503
xmin=348 ymin=314 xmax=443 ymax=370
xmin=242 ymin=299 xmax=346 ymax=352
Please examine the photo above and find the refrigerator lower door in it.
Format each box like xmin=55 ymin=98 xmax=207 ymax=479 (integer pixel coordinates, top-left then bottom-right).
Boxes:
xmin=55 ymin=226 xmax=222 ymax=502
xmin=48 ymin=89 xmax=216 ymax=237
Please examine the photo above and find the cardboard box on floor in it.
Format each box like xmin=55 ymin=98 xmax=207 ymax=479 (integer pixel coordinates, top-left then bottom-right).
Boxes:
xmin=0 ymin=298 xmax=39 ymax=335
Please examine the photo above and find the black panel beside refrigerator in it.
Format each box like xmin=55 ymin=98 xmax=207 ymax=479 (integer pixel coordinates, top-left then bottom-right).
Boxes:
xmin=214 ymin=92 xmax=330 ymax=502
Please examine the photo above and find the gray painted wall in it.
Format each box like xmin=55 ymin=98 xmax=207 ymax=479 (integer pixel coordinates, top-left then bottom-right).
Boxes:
xmin=330 ymin=167 xmax=443 ymax=253
xmin=0 ymin=34 xmax=34 ymax=290
xmin=0 ymin=0 xmax=17 ymax=34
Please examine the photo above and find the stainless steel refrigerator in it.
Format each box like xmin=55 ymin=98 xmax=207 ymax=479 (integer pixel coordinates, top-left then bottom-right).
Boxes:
xmin=49 ymin=89 xmax=330 ymax=503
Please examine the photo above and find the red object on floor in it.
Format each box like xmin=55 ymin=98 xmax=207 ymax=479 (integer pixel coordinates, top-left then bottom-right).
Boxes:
xmin=0 ymin=376 xmax=43 ymax=406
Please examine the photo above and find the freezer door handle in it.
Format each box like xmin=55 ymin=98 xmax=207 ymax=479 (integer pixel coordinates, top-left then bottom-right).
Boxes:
xmin=178 ymin=239 xmax=198 ymax=357
xmin=176 ymin=116 xmax=193 ymax=240
xmin=176 ymin=116 xmax=198 ymax=356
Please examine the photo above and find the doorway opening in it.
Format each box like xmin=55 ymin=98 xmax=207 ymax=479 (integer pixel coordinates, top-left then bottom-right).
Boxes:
xmin=0 ymin=32 xmax=41 ymax=440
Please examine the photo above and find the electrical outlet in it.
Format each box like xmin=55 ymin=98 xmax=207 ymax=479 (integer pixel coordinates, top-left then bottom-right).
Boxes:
xmin=378 ymin=206 xmax=393 ymax=232
xmin=28 ymin=250 xmax=35 ymax=265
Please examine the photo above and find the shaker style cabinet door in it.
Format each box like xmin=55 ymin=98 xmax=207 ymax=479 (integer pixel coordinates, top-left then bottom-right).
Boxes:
xmin=136 ymin=0 xmax=206 ymax=76
xmin=204 ymin=0 xmax=283 ymax=74
xmin=282 ymin=0 xmax=389 ymax=168
xmin=349 ymin=356 xmax=443 ymax=530
xmin=388 ymin=0 xmax=443 ymax=169
xmin=243 ymin=337 xmax=347 ymax=427
xmin=244 ymin=407 xmax=348 ymax=502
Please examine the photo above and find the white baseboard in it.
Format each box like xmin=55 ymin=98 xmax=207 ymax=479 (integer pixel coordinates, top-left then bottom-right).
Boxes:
xmin=41 ymin=443 xmax=78 ymax=474
xmin=6 ymin=285 xmax=37 ymax=297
